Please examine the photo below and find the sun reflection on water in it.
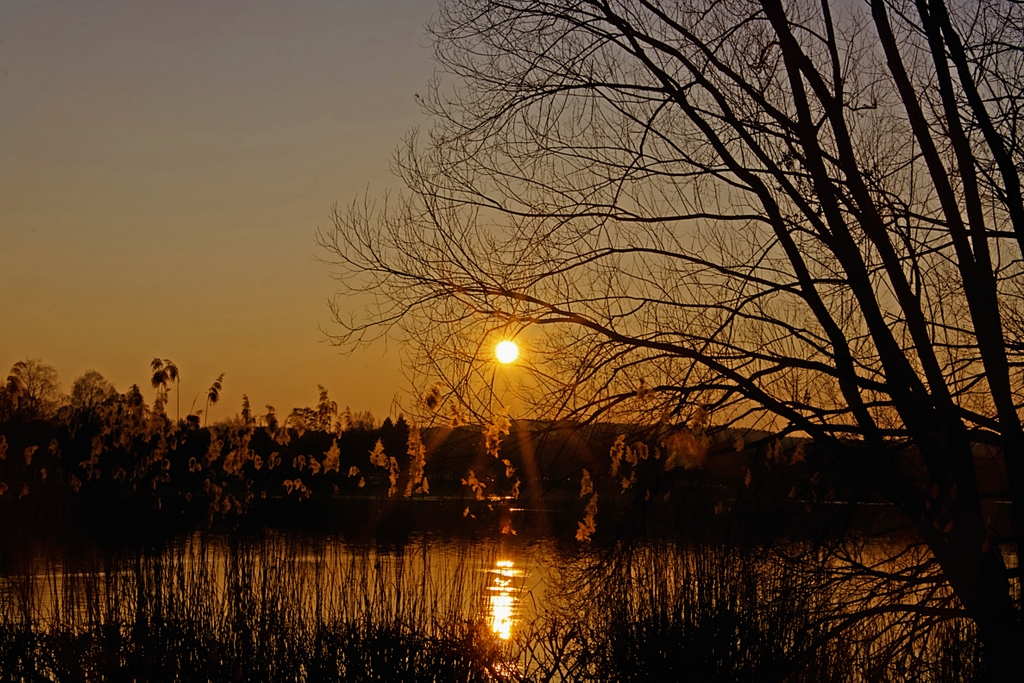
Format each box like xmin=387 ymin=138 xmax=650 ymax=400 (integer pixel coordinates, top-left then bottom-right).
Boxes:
xmin=486 ymin=559 xmax=523 ymax=640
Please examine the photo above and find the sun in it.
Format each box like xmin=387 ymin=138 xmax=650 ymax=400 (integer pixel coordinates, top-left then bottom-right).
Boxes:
xmin=495 ymin=340 xmax=519 ymax=364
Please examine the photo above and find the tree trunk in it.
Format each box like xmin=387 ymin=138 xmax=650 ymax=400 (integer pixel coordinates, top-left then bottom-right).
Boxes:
xmin=970 ymin=549 xmax=1022 ymax=678
xmin=978 ymin=624 xmax=1024 ymax=679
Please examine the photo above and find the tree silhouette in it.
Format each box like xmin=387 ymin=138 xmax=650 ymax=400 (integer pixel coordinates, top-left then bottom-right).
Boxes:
xmin=1 ymin=360 xmax=64 ymax=421
xmin=0 ymin=364 xmax=27 ymax=421
xmin=321 ymin=0 xmax=1024 ymax=669
xmin=70 ymin=370 xmax=116 ymax=419
xmin=316 ymin=385 xmax=338 ymax=432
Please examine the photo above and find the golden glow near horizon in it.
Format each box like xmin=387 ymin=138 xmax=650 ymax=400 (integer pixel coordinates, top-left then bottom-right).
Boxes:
xmin=0 ymin=1 xmax=435 ymax=418
xmin=487 ymin=559 xmax=520 ymax=640
xmin=495 ymin=340 xmax=519 ymax=365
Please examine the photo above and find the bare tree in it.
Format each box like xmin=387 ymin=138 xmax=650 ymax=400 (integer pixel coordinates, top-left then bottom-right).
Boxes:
xmin=1 ymin=359 xmax=64 ymax=421
xmin=320 ymin=0 xmax=1024 ymax=667
xmin=70 ymin=370 xmax=117 ymax=417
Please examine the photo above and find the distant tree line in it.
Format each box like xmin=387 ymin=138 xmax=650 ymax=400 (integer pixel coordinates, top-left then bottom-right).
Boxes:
xmin=3 ymin=358 xmax=871 ymax=548
xmin=0 ymin=359 xmax=429 ymax=518
xmin=3 ymin=358 xmax=645 ymax=522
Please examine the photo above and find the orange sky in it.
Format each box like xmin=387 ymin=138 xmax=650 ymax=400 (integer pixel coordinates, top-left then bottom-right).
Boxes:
xmin=0 ymin=0 xmax=438 ymax=419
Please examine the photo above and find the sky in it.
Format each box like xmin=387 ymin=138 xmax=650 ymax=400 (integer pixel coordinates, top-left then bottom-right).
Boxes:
xmin=0 ymin=0 xmax=438 ymax=420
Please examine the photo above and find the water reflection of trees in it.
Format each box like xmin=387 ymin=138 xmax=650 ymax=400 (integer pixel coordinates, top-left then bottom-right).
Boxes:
xmin=0 ymin=531 xmax=983 ymax=680
xmin=557 ymin=539 xmax=980 ymax=681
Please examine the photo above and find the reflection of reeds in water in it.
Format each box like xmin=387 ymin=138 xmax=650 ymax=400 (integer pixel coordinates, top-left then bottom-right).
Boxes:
xmin=0 ymin=536 xmax=985 ymax=681
xmin=549 ymin=540 xmax=984 ymax=682
xmin=0 ymin=534 xmax=521 ymax=680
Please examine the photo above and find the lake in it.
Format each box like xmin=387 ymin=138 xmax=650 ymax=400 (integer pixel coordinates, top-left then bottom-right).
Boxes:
xmin=0 ymin=497 xmax=986 ymax=681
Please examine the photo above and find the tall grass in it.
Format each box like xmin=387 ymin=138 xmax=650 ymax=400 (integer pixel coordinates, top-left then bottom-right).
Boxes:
xmin=0 ymin=533 xmax=984 ymax=681
xmin=538 ymin=539 xmax=985 ymax=682
xmin=1 ymin=533 xmax=518 ymax=681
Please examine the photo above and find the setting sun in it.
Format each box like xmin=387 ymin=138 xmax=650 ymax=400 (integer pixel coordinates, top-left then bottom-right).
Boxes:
xmin=495 ymin=340 xmax=519 ymax=364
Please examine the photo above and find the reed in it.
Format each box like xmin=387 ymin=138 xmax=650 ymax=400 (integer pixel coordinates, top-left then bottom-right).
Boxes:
xmin=1 ymin=532 xmax=984 ymax=681
xmin=534 ymin=540 xmax=984 ymax=682
xmin=0 ymin=533 xmax=520 ymax=681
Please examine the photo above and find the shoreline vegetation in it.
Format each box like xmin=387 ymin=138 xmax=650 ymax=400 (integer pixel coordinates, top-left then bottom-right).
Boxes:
xmin=0 ymin=360 xmax=869 ymax=527
xmin=0 ymin=359 xmax=995 ymax=679
xmin=0 ymin=532 xmax=984 ymax=681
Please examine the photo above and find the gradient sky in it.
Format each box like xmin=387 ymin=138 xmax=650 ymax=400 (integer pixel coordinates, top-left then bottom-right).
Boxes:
xmin=1 ymin=0 xmax=438 ymax=419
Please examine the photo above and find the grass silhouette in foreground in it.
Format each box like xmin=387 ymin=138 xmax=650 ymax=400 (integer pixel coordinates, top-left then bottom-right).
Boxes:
xmin=0 ymin=533 xmax=984 ymax=681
